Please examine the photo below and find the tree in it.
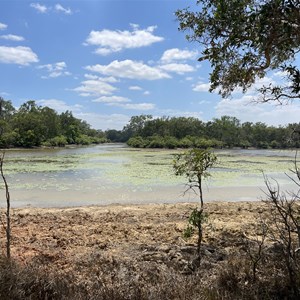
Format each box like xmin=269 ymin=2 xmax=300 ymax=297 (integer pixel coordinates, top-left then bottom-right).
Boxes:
xmin=173 ymin=149 xmax=217 ymax=260
xmin=210 ymin=116 xmax=241 ymax=147
xmin=0 ymin=152 xmax=11 ymax=259
xmin=122 ymin=115 xmax=153 ymax=138
xmin=0 ymin=98 xmax=15 ymax=147
xmin=176 ymin=0 xmax=300 ymax=103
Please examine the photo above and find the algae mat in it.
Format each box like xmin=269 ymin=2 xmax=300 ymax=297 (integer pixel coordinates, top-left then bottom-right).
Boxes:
xmin=0 ymin=144 xmax=297 ymax=207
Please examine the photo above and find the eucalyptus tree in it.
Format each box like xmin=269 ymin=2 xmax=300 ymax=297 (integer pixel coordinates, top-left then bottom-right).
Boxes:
xmin=176 ymin=0 xmax=300 ymax=104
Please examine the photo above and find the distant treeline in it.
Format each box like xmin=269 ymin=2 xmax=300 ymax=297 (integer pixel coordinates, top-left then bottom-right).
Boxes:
xmin=106 ymin=115 xmax=300 ymax=149
xmin=0 ymin=98 xmax=108 ymax=148
xmin=1 ymin=97 xmax=299 ymax=149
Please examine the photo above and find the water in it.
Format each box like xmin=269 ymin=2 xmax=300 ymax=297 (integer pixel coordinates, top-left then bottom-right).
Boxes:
xmin=0 ymin=144 xmax=298 ymax=207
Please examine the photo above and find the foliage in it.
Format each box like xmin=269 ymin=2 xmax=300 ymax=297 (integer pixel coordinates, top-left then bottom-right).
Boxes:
xmin=176 ymin=0 xmax=300 ymax=103
xmin=173 ymin=148 xmax=217 ymax=207
xmin=123 ymin=114 xmax=300 ymax=149
xmin=183 ymin=208 xmax=208 ymax=260
xmin=0 ymin=97 xmax=105 ymax=148
xmin=174 ymin=148 xmax=216 ymax=261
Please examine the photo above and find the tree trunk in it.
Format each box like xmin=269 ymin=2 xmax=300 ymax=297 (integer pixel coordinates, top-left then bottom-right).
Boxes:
xmin=0 ymin=152 xmax=10 ymax=259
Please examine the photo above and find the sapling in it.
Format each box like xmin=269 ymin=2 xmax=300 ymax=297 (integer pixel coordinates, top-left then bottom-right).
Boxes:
xmin=173 ymin=148 xmax=216 ymax=260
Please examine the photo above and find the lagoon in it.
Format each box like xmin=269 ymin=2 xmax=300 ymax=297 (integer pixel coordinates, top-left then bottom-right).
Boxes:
xmin=0 ymin=144 xmax=297 ymax=208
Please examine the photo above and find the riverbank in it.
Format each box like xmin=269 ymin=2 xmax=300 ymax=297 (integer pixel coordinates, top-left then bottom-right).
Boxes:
xmin=6 ymin=201 xmax=262 ymax=263
xmin=2 ymin=200 xmax=293 ymax=299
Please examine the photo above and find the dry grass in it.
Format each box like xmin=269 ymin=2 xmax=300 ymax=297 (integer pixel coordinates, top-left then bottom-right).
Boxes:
xmin=0 ymin=201 xmax=299 ymax=299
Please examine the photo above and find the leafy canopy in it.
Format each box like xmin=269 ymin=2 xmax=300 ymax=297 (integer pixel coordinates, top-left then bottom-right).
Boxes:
xmin=176 ymin=0 xmax=300 ymax=103
xmin=173 ymin=148 xmax=217 ymax=208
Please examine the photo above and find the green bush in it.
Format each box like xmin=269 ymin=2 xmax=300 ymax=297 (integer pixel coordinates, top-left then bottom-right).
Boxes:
xmin=178 ymin=137 xmax=193 ymax=148
xmin=127 ymin=136 xmax=148 ymax=148
xmin=46 ymin=135 xmax=68 ymax=147
xmin=75 ymin=134 xmax=92 ymax=145
xmin=164 ymin=136 xmax=178 ymax=149
xmin=148 ymin=136 xmax=166 ymax=148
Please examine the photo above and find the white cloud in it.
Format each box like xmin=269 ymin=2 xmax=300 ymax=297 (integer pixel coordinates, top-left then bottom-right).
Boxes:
xmin=193 ymin=82 xmax=211 ymax=92
xmin=159 ymin=63 xmax=195 ymax=74
xmin=30 ymin=3 xmax=73 ymax=15
xmin=161 ymin=48 xmax=198 ymax=62
xmin=0 ymin=46 xmax=38 ymax=65
xmin=37 ymin=99 xmax=83 ymax=113
xmin=30 ymin=3 xmax=48 ymax=13
xmin=73 ymin=78 xmax=117 ymax=97
xmin=274 ymin=70 xmax=289 ymax=77
xmin=129 ymin=85 xmax=142 ymax=91
xmin=93 ymin=96 xmax=130 ymax=103
xmin=231 ymin=76 xmax=276 ymax=96
xmin=198 ymin=100 xmax=210 ymax=105
xmin=0 ymin=91 xmax=10 ymax=97
xmin=0 ymin=34 xmax=25 ymax=41
xmin=109 ymin=102 xmax=155 ymax=110
xmin=83 ymin=74 xmax=118 ymax=83
xmin=75 ymin=112 xmax=130 ymax=130
xmin=37 ymin=61 xmax=71 ymax=78
xmin=0 ymin=23 xmax=7 ymax=30
xmin=144 ymin=91 xmax=150 ymax=95
xmin=55 ymin=3 xmax=72 ymax=15
xmin=86 ymin=60 xmax=170 ymax=80
xmin=85 ymin=24 xmax=164 ymax=55
xmin=186 ymin=77 xmax=194 ymax=81
xmin=215 ymin=95 xmax=300 ymax=126
xmin=156 ymin=108 xmax=204 ymax=120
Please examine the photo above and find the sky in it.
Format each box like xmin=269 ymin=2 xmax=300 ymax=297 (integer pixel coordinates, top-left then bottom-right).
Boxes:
xmin=0 ymin=0 xmax=299 ymax=130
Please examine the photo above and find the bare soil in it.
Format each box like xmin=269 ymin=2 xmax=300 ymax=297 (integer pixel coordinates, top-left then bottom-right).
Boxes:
xmin=1 ymin=201 xmax=264 ymax=275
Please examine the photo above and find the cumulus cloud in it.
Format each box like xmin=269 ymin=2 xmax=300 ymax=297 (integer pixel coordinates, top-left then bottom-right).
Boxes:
xmin=75 ymin=112 xmax=130 ymax=130
xmin=157 ymin=108 xmax=204 ymax=120
xmin=159 ymin=63 xmax=195 ymax=74
xmin=0 ymin=34 xmax=25 ymax=41
xmin=0 ymin=46 xmax=38 ymax=65
xmin=37 ymin=61 xmax=71 ymax=78
xmin=30 ymin=3 xmax=73 ymax=14
xmin=215 ymin=95 xmax=300 ymax=126
xmin=84 ymin=74 xmax=118 ymax=83
xmin=0 ymin=23 xmax=7 ymax=30
xmin=193 ymin=82 xmax=211 ymax=92
xmin=37 ymin=99 xmax=83 ymax=113
xmin=30 ymin=3 xmax=48 ymax=13
xmin=90 ymin=91 xmax=154 ymax=111
xmin=73 ymin=78 xmax=117 ymax=97
xmin=109 ymin=102 xmax=155 ymax=110
xmin=55 ymin=3 xmax=72 ymax=14
xmin=85 ymin=24 xmax=164 ymax=55
xmin=93 ymin=96 xmax=130 ymax=103
xmin=161 ymin=48 xmax=198 ymax=62
xmin=86 ymin=60 xmax=170 ymax=80
xmin=129 ymin=86 xmax=143 ymax=91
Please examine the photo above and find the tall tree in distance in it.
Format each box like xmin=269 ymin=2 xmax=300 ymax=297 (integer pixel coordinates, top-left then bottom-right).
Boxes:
xmin=176 ymin=0 xmax=300 ymax=104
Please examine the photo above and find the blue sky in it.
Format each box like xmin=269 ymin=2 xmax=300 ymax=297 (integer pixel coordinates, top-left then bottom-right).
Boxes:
xmin=0 ymin=0 xmax=299 ymax=130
